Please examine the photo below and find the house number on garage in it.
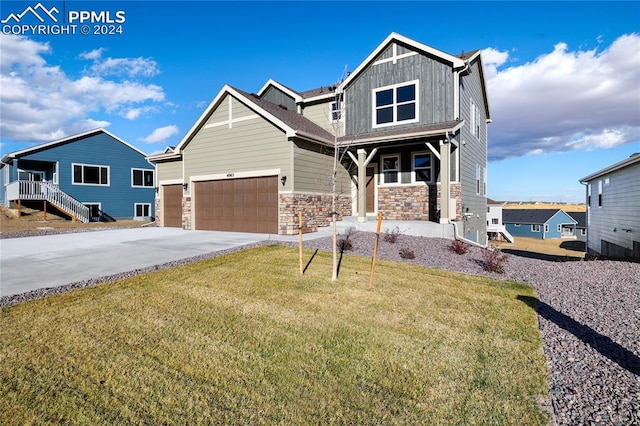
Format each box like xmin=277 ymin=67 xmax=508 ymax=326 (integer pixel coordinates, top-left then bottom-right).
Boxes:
xmin=226 ymin=173 xmax=234 ymax=178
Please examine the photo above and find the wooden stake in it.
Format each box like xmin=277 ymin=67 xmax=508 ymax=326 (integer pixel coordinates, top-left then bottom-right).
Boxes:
xmin=17 ymin=199 xmax=21 ymax=221
xmin=368 ymin=212 xmax=383 ymax=289
xmin=43 ymin=200 xmax=47 ymax=221
xmin=298 ymin=211 xmax=303 ymax=276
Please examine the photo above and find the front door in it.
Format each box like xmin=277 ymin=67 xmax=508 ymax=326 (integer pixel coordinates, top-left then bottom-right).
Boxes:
xmin=366 ymin=165 xmax=376 ymax=213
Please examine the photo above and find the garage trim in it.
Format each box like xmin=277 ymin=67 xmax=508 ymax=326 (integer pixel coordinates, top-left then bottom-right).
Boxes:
xmin=190 ymin=168 xmax=281 ymax=183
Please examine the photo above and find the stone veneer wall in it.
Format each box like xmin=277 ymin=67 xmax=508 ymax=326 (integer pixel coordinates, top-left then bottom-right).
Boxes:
xmin=154 ymin=197 xmax=161 ymax=226
xmin=182 ymin=196 xmax=191 ymax=230
xmin=377 ymin=183 xmax=462 ymax=221
xmin=436 ymin=183 xmax=462 ymax=221
xmin=279 ymin=193 xmax=352 ymax=235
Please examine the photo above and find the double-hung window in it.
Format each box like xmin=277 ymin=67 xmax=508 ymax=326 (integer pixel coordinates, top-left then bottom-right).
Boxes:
xmin=381 ymin=155 xmax=400 ymax=184
xmin=135 ymin=203 xmax=151 ymax=218
xmin=412 ymin=153 xmax=432 ymax=183
xmin=532 ymin=224 xmax=541 ymax=232
xmin=330 ymin=93 xmax=343 ymax=122
xmin=73 ymin=163 xmax=109 ymax=185
xmin=132 ymin=169 xmax=154 ymax=187
xmin=373 ymin=80 xmax=419 ymax=128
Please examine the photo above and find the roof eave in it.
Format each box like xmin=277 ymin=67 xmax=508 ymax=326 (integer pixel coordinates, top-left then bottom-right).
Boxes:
xmin=580 ymin=154 xmax=640 ymax=182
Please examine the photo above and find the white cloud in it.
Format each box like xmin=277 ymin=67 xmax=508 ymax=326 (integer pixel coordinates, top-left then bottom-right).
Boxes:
xmin=79 ymin=48 xmax=105 ymax=61
xmin=484 ymin=33 xmax=640 ymax=161
xmin=0 ymin=34 xmax=166 ymax=146
xmin=141 ymin=125 xmax=179 ymax=143
xmin=79 ymin=47 xmax=159 ymax=78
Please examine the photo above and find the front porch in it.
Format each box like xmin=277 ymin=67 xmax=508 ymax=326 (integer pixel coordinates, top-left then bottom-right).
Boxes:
xmin=6 ymin=181 xmax=90 ymax=223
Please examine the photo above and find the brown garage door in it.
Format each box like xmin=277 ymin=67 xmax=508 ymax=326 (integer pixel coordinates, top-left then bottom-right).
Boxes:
xmin=163 ymin=184 xmax=183 ymax=227
xmin=194 ymin=176 xmax=278 ymax=233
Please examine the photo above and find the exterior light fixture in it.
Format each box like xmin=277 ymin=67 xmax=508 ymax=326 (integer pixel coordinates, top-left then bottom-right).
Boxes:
xmin=281 ymin=176 xmax=287 ymax=186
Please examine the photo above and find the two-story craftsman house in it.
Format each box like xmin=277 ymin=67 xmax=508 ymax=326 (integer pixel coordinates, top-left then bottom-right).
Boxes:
xmin=149 ymin=33 xmax=491 ymax=243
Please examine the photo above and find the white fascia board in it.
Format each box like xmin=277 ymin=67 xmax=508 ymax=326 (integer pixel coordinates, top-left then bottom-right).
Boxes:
xmin=301 ymin=92 xmax=337 ymax=103
xmin=4 ymin=128 xmax=104 ymax=159
xmin=341 ymin=32 xmax=466 ymax=89
xmin=580 ymin=154 xmax=640 ymax=182
xmin=147 ymin=152 xmax=181 ymax=162
xmin=257 ymin=79 xmax=302 ymax=102
xmin=2 ymin=128 xmax=149 ymax=161
xmin=342 ymin=122 xmax=464 ymax=146
xmin=174 ymin=85 xmax=232 ymax=152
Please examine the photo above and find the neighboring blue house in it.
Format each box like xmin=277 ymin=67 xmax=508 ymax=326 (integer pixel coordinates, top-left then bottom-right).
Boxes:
xmin=503 ymin=209 xmax=578 ymax=240
xmin=0 ymin=129 xmax=155 ymax=222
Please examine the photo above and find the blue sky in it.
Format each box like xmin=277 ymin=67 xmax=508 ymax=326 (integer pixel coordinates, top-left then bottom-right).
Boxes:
xmin=1 ymin=1 xmax=639 ymax=203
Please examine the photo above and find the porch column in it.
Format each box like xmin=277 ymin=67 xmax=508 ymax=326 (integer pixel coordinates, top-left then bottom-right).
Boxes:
xmin=439 ymin=140 xmax=451 ymax=224
xmin=357 ymin=149 xmax=367 ymax=223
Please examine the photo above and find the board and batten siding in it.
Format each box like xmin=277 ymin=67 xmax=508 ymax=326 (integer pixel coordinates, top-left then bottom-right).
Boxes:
xmin=15 ymin=132 xmax=154 ymax=219
xmin=261 ymin=86 xmax=297 ymax=112
xmin=458 ymin=58 xmax=488 ymax=244
xmin=344 ymin=43 xmax=455 ymax=137
xmin=293 ymin=140 xmax=350 ymax=195
xmin=586 ymin=160 xmax=640 ymax=256
xmin=183 ymin=94 xmax=291 ymax=189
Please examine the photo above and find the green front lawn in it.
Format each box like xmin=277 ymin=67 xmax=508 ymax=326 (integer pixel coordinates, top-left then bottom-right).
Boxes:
xmin=0 ymin=245 xmax=548 ymax=424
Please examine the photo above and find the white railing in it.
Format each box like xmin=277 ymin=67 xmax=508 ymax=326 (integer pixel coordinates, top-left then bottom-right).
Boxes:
xmin=487 ymin=224 xmax=514 ymax=243
xmin=6 ymin=181 xmax=90 ymax=223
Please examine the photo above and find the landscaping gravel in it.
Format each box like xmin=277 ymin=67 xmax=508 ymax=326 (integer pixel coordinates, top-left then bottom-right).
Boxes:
xmin=2 ymin=230 xmax=638 ymax=425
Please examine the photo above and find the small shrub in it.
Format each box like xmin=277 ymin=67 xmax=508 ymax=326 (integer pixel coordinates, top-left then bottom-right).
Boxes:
xmin=383 ymin=227 xmax=401 ymax=244
xmin=448 ymin=239 xmax=470 ymax=255
xmin=399 ymin=247 xmax=415 ymax=259
xmin=481 ymin=248 xmax=509 ymax=274
xmin=337 ymin=238 xmax=352 ymax=251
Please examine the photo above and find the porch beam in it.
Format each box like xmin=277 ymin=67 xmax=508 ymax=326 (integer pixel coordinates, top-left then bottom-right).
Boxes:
xmin=425 ymin=143 xmax=440 ymax=160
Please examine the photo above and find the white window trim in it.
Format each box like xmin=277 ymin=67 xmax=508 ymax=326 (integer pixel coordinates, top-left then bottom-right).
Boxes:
xmin=134 ymin=203 xmax=151 ymax=218
xmin=557 ymin=224 xmax=562 ymax=232
xmin=411 ymin=152 xmax=433 ymax=183
xmin=544 ymin=224 xmax=549 ymax=233
xmin=532 ymin=224 xmax=541 ymax=232
xmin=372 ymin=80 xmax=419 ymax=129
xmin=131 ymin=168 xmax=155 ymax=188
xmin=72 ymin=163 xmax=110 ymax=186
xmin=380 ymin=154 xmax=401 ymax=185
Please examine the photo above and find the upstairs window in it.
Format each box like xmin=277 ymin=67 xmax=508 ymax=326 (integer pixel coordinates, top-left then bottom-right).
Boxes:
xmin=470 ymin=99 xmax=481 ymax=138
xmin=330 ymin=93 xmax=343 ymax=122
xmin=132 ymin=169 xmax=154 ymax=187
xmin=73 ymin=163 xmax=109 ymax=186
xmin=373 ymin=81 xmax=419 ymax=128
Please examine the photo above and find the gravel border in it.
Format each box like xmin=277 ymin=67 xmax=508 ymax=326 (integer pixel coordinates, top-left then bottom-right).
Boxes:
xmin=1 ymin=230 xmax=638 ymax=424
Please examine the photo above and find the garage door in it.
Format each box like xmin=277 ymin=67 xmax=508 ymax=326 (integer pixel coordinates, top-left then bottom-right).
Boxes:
xmin=163 ymin=184 xmax=183 ymax=227
xmin=194 ymin=176 xmax=278 ymax=233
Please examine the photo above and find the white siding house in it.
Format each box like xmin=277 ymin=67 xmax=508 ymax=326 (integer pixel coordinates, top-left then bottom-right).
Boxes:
xmin=580 ymin=153 xmax=640 ymax=260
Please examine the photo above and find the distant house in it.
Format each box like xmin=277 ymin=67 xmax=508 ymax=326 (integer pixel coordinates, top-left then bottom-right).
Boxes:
xmin=567 ymin=211 xmax=587 ymax=242
xmin=580 ymin=153 xmax=640 ymax=260
xmin=486 ymin=198 xmax=513 ymax=242
xmin=0 ymin=129 xmax=155 ymax=222
xmin=503 ymin=209 xmax=578 ymax=240
xmin=149 ymin=32 xmax=491 ymax=242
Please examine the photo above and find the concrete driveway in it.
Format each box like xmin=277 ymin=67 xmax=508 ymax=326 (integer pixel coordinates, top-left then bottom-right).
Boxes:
xmin=0 ymin=227 xmax=300 ymax=298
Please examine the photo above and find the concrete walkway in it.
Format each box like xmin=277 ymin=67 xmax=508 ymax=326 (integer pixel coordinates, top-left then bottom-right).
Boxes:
xmin=0 ymin=217 xmax=454 ymax=298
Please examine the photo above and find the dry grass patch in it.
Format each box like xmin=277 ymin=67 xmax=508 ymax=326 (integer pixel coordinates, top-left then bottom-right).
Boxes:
xmin=0 ymin=246 xmax=549 ymax=424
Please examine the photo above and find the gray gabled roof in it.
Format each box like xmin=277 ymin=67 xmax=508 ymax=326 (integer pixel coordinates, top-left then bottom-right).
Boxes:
xmin=235 ymin=88 xmax=335 ymax=144
xmin=567 ymin=211 xmax=586 ymax=228
xmin=1 ymin=128 xmax=148 ymax=164
xmin=502 ymin=209 xmax=577 ymax=225
xmin=337 ymin=120 xmax=464 ymax=146
xmin=580 ymin=153 xmax=640 ymax=183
